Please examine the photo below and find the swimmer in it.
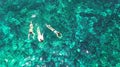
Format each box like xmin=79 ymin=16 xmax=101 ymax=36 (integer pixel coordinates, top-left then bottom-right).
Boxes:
xmin=28 ymin=21 xmax=35 ymax=40
xmin=37 ymin=26 xmax=44 ymax=42
xmin=45 ymin=24 xmax=62 ymax=38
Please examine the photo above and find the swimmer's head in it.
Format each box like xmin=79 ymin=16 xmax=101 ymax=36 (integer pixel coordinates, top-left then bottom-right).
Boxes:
xmin=38 ymin=34 xmax=44 ymax=42
xmin=56 ymin=32 xmax=62 ymax=38
xmin=39 ymin=39 xmax=43 ymax=42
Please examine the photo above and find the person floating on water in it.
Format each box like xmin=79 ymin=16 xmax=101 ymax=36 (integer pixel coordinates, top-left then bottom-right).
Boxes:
xmin=37 ymin=26 xmax=44 ymax=42
xmin=28 ymin=21 xmax=35 ymax=40
xmin=28 ymin=22 xmax=62 ymax=42
xmin=45 ymin=24 xmax=62 ymax=38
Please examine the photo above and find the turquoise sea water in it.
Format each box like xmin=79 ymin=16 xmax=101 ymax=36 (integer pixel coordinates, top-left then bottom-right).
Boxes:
xmin=0 ymin=0 xmax=120 ymax=67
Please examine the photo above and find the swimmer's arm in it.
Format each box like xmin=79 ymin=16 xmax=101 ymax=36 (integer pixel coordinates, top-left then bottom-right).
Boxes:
xmin=45 ymin=24 xmax=55 ymax=31
xmin=37 ymin=27 xmax=40 ymax=34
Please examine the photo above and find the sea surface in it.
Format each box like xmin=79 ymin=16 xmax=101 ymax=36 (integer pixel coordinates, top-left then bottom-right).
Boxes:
xmin=0 ymin=0 xmax=120 ymax=67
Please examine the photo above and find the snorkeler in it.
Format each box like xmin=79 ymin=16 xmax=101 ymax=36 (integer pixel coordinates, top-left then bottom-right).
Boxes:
xmin=37 ymin=26 xmax=44 ymax=42
xmin=45 ymin=24 xmax=62 ymax=38
xmin=28 ymin=21 xmax=35 ymax=40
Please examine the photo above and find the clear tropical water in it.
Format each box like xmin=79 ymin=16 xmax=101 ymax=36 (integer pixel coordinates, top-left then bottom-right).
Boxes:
xmin=0 ymin=0 xmax=120 ymax=67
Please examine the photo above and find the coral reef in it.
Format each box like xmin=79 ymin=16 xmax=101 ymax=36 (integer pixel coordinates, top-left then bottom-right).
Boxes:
xmin=0 ymin=0 xmax=120 ymax=67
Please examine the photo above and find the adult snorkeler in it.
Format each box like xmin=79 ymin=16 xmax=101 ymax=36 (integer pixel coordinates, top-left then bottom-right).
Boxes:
xmin=37 ymin=26 xmax=44 ymax=42
xmin=28 ymin=21 xmax=35 ymax=40
xmin=45 ymin=24 xmax=62 ymax=39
